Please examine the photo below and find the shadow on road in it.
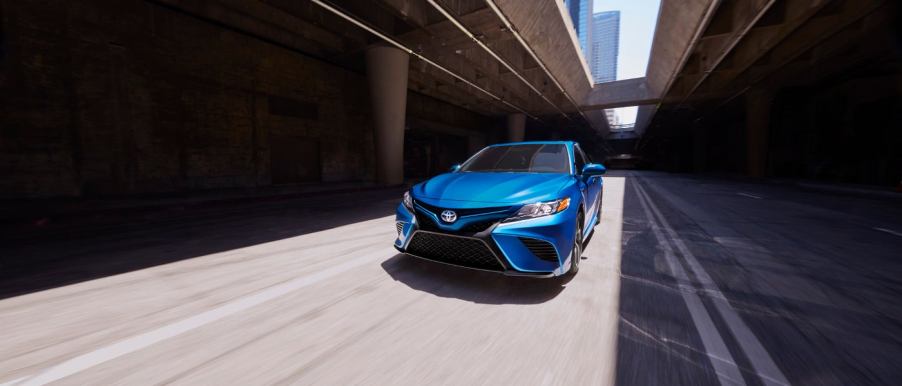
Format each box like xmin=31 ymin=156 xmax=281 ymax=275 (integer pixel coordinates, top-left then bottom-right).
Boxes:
xmin=381 ymin=254 xmax=571 ymax=305
xmin=614 ymin=176 xmax=724 ymax=385
xmin=0 ymin=189 xmax=403 ymax=300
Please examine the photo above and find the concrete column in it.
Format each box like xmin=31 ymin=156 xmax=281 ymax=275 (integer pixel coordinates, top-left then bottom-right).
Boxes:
xmin=366 ymin=45 xmax=409 ymax=185
xmin=746 ymin=88 xmax=773 ymax=178
xmin=507 ymin=113 xmax=526 ymax=142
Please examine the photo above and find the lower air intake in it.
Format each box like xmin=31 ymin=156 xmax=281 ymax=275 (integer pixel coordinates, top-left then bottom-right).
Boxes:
xmin=406 ymin=232 xmax=504 ymax=271
xmin=518 ymin=237 xmax=559 ymax=263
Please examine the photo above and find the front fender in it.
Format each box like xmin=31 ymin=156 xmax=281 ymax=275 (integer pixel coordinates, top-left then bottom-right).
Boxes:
xmin=491 ymin=186 xmax=584 ymax=273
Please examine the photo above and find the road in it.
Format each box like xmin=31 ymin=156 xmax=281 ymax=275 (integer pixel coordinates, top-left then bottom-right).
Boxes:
xmin=1 ymin=171 xmax=901 ymax=385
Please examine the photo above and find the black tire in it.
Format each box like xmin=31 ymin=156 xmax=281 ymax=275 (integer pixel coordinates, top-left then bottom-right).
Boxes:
xmin=568 ymin=212 xmax=584 ymax=275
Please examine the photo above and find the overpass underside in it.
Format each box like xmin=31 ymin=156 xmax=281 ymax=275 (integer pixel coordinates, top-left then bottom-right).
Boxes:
xmin=1 ymin=0 xmax=615 ymax=199
xmin=0 ymin=0 xmax=899 ymax=193
xmin=631 ymin=0 xmax=902 ymax=186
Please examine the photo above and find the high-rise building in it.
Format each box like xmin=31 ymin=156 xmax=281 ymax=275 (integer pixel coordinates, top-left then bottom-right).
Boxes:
xmin=590 ymin=10 xmax=620 ymax=83
xmin=563 ymin=0 xmax=594 ymax=60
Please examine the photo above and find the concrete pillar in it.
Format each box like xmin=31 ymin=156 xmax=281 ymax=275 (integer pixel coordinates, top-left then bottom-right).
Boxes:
xmin=366 ymin=45 xmax=409 ymax=185
xmin=746 ymin=88 xmax=773 ymax=178
xmin=507 ymin=113 xmax=526 ymax=142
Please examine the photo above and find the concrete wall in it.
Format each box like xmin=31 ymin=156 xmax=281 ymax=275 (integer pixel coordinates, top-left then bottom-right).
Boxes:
xmin=0 ymin=0 xmax=490 ymax=198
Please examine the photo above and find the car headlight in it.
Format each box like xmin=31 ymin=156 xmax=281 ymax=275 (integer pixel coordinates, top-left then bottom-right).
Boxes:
xmin=402 ymin=190 xmax=414 ymax=211
xmin=505 ymin=197 xmax=570 ymax=222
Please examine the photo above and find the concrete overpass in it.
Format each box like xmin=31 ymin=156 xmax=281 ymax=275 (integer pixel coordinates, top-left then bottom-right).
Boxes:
xmin=2 ymin=0 xmax=898 ymax=197
xmin=630 ymin=0 xmax=900 ymax=185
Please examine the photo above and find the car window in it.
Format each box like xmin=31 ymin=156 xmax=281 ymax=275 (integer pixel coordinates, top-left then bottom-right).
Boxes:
xmin=460 ymin=144 xmax=570 ymax=173
xmin=574 ymin=145 xmax=586 ymax=174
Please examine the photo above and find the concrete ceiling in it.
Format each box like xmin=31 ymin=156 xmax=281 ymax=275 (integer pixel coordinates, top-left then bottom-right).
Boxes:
xmin=301 ymin=0 xmax=598 ymax=124
xmin=158 ymin=0 xmax=885 ymax=147
xmin=647 ymin=0 xmax=894 ymax=137
xmin=570 ymin=0 xmax=898 ymax=157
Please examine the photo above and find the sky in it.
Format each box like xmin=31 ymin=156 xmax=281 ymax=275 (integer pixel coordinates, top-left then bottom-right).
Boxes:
xmin=594 ymin=0 xmax=661 ymax=81
xmin=593 ymin=0 xmax=661 ymax=127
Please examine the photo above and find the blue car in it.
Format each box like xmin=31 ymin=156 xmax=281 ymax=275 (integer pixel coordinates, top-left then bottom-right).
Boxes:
xmin=394 ymin=141 xmax=605 ymax=277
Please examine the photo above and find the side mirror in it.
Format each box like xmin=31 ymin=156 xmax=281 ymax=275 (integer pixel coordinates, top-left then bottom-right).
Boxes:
xmin=582 ymin=163 xmax=606 ymax=176
xmin=449 ymin=164 xmax=462 ymax=172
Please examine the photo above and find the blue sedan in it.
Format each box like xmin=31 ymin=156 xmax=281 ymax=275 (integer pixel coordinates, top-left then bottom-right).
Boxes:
xmin=394 ymin=141 xmax=605 ymax=277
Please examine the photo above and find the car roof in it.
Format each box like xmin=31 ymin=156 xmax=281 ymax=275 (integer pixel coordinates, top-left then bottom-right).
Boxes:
xmin=487 ymin=141 xmax=575 ymax=147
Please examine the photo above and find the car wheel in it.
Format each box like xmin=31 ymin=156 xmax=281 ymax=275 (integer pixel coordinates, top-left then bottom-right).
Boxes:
xmin=568 ymin=212 xmax=584 ymax=275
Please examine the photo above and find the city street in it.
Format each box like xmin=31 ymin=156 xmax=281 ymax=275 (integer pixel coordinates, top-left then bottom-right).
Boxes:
xmin=2 ymin=171 xmax=900 ymax=385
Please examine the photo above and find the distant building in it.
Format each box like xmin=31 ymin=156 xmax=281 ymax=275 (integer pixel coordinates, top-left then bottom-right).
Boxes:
xmin=563 ymin=0 xmax=594 ymax=60
xmin=590 ymin=11 xmax=620 ymax=83
xmin=605 ymin=109 xmax=619 ymax=127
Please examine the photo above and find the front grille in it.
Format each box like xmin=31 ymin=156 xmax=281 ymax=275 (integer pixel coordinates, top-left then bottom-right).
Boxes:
xmin=413 ymin=201 xmax=510 ymax=234
xmin=414 ymin=201 xmax=512 ymax=217
xmin=414 ymin=212 xmax=441 ymax=232
xmin=396 ymin=222 xmax=404 ymax=235
xmin=519 ymin=237 xmax=559 ymax=262
xmin=460 ymin=219 xmax=497 ymax=233
xmin=414 ymin=211 xmax=497 ymax=233
xmin=406 ymin=232 xmax=504 ymax=271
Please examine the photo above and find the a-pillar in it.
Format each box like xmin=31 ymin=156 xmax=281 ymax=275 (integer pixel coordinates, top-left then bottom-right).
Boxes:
xmin=746 ymin=88 xmax=773 ymax=178
xmin=366 ymin=45 xmax=409 ymax=185
xmin=507 ymin=113 xmax=526 ymax=142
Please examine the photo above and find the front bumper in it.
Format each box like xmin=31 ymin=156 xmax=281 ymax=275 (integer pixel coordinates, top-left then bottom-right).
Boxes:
xmin=394 ymin=202 xmax=578 ymax=277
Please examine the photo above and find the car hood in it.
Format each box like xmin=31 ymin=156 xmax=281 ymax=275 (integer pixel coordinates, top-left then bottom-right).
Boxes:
xmin=413 ymin=172 xmax=573 ymax=205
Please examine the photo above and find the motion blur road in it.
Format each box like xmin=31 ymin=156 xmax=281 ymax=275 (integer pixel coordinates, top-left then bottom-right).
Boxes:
xmin=2 ymin=171 xmax=901 ymax=385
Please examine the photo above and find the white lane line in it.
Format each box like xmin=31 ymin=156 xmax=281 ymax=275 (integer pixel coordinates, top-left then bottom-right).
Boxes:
xmin=0 ymin=377 xmax=28 ymax=386
xmin=16 ymin=248 xmax=391 ymax=386
xmin=737 ymin=192 xmax=762 ymax=199
xmin=631 ymin=181 xmax=747 ymax=386
xmin=635 ymin=179 xmax=791 ymax=386
xmin=873 ymin=227 xmax=902 ymax=237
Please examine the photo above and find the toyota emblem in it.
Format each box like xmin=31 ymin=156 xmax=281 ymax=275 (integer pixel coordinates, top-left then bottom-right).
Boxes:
xmin=440 ymin=210 xmax=457 ymax=223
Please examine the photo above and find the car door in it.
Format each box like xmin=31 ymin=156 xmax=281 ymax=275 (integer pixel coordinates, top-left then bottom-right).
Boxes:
xmin=575 ymin=145 xmax=602 ymax=223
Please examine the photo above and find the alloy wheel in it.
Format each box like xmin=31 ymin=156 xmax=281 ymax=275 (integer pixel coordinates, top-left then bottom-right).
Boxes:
xmin=570 ymin=214 xmax=583 ymax=274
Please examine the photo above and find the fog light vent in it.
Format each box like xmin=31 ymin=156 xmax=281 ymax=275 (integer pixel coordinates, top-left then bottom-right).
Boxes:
xmin=518 ymin=237 xmax=558 ymax=263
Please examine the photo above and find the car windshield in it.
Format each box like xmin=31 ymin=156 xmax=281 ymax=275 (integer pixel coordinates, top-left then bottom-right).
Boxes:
xmin=460 ymin=144 xmax=570 ymax=173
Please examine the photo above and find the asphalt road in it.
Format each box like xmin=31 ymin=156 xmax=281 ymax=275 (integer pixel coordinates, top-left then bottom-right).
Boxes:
xmin=1 ymin=171 xmax=901 ymax=385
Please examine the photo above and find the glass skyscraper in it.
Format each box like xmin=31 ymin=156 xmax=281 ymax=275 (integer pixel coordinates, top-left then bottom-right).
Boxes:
xmin=590 ymin=11 xmax=620 ymax=83
xmin=564 ymin=0 xmax=593 ymax=60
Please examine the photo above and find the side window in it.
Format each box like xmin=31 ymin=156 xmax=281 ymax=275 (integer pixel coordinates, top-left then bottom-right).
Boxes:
xmin=574 ymin=145 xmax=586 ymax=174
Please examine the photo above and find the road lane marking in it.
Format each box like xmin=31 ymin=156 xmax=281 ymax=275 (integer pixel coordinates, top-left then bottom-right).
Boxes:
xmin=737 ymin=192 xmax=762 ymax=199
xmin=0 ymin=377 xmax=28 ymax=386
xmin=16 ymin=247 xmax=392 ymax=386
xmin=620 ymin=316 xmax=750 ymax=380
xmin=635 ymin=179 xmax=791 ymax=386
xmin=873 ymin=227 xmax=902 ymax=237
xmin=631 ymin=181 xmax=747 ymax=386
xmin=591 ymin=176 xmax=626 ymax=386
